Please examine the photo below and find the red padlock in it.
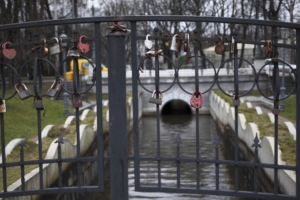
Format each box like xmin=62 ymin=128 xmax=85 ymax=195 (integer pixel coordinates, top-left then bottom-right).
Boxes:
xmin=190 ymin=91 xmax=204 ymax=109
xmin=77 ymin=35 xmax=90 ymax=54
xmin=2 ymin=42 xmax=16 ymax=60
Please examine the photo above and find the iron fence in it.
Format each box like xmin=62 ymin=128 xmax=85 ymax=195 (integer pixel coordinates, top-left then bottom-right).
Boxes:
xmin=0 ymin=16 xmax=299 ymax=200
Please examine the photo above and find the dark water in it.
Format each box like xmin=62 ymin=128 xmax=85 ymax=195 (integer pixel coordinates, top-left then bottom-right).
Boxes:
xmin=85 ymin=114 xmax=251 ymax=199
xmin=128 ymin=115 xmax=243 ymax=200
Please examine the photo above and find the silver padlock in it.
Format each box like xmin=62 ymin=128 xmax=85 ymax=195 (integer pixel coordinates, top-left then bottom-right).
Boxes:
xmin=170 ymin=34 xmax=181 ymax=52
xmin=15 ymin=83 xmax=33 ymax=100
xmin=149 ymin=91 xmax=162 ymax=105
xmin=46 ymin=79 xmax=63 ymax=97
xmin=0 ymin=99 xmax=6 ymax=113
xmin=144 ymin=34 xmax=152 ymax=50
xmin=33 ymin=97 xmax=44 ymax=110
xmin=67 ymin=49 xmax=80 ymax=58
xmin=49 ymin=38 xmax=62 ymax=55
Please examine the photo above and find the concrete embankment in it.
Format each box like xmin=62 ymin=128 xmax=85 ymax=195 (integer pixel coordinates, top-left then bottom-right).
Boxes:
xmin=210 ymin=91 xmax=296 ymax=195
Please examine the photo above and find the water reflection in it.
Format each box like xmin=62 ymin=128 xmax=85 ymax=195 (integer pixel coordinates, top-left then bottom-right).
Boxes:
xmin=128 ymin=115 xmax=243 ymax=199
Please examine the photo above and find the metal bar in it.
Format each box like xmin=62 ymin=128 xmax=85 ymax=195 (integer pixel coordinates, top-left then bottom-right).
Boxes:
xmin=193 ymin=30 xmax=201 ymax=189
xmin=153 ymin=27 xmax=161 ymax=187
xmin=215 ymin=142 xmax=219 ymax=190
xmin=0 ymin=115 xmax=7 ymax=192
xmin=107 ymin=25 xmax=128 ymax=199
xmin=232 ymin=32 xmax=239 ymax=191
xmin=1 ymin=16 xmax=300 ymax=31
xmin=75 ymin=107 xmax=82 ymax=187
xmin=296 ymin=28 xmax=300 ymax=200
xmin=94 ymin=22 xmax=104 ymax=191
xmin=130 ymin=21 xmax=141 ymax=190
xmin=137 ymin=186 xmax=297 ymax=200
xmin=176 ymin=145 xmax=180 ymax=188
xmin=57 ymin=143 xmax=63 ymax=188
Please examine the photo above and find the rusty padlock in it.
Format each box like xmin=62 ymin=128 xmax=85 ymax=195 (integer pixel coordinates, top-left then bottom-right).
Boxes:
xmin=46 ymin=79 xmax=63 ymax=98
xmin=77 ymin=35 xmax=90 ymax=54
xmin=49 ymin=37 xmax=62 ymax=55
xmin=15 ymin=83 xmax=33 ymax=100
xmin=149 ymin=91 xmax=162 ymax=105
xmin=33 ymin=97 xmax=44 ymax=110
xmin=40 ymin=39 xmax=49 ymax=57
xmin=0 ymin=99 xmax=6 ymax=113
xmin=183 ymin=33 xmax=189 ymax=52
xmin=190 ymin=91 xmax=204 ymax=109
xmin=215 ymin=36 xmax=225 ymax=55
xmin=2 ymin=42 xmax=17 ymax=60
xmin=71 ymin=93 xmax=83 ymax=108
xmin=262 ymin=41 xmax=270 ymax=55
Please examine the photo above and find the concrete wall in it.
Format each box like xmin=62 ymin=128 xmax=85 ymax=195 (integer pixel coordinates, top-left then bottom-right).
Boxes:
xmin=210 ymin=91 xmax=296 ymax=195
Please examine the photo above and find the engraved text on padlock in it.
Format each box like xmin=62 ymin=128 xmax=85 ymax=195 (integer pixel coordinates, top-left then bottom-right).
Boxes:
xmin=190 ymin=92 xmax=204 ymax=109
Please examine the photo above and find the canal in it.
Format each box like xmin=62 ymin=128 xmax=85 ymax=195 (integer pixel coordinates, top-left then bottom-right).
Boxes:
xmin=84 ymin=113 xmax=253 ymax=199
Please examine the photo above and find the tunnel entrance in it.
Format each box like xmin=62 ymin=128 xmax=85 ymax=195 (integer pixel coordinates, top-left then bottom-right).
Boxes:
xmin=161 ymin=100 xmax=192 ymax=115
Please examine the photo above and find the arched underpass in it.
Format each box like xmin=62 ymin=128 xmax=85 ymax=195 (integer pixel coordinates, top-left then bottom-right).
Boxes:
xmin=161 ymin=100 xmax=192 ymax=115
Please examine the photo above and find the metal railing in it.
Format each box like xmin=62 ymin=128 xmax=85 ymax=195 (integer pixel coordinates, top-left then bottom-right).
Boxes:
xmin=0 ymin=16 xmax=299 ymax=200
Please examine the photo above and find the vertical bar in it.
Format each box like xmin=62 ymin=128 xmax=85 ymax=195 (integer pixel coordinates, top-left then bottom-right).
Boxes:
xmin=37 ymin=109 xmax=43 ymax=189
xmin=95 ymin=22 xmax=104 ymax=190
xmin=130 ymin=21 xmax=140 ymax=189
xmin=153 ymin=27 xmax=161 ymax=187
xmin=107 ymin=25 xmax=128 ymax=199
xmin=296 ymin=29 xmax=300 ymax=199
xmin=176 ymin=146 xmax=180 ymax=188
xmin=215 ymin=142 xmax=219 ymax=190
xmin=75 ymin=107 xmax=82 ymax=187
xmin=232 ymin=32 xmax=239 ymax=191
xmin=57 ymin=143 xmax=62 ymax=188
xmin=20 ymin=145 xmax=25 ymax=190
xmin=0 ymin=114 xmax=7 ymax=192
xmin=193 ymin=29 xmax=200 ymax=189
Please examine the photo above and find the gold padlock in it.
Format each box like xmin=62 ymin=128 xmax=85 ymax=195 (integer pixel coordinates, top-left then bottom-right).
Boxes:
xmin=41 ymin=39 xmax=49 ymax=57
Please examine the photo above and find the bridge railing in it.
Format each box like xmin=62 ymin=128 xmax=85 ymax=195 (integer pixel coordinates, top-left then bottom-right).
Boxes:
xmin=0 ymin=16 xmax=299 ymax=200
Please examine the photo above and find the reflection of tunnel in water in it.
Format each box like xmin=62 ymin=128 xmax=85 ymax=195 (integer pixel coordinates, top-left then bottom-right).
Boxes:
xmin=161 ymin=100 xmax=192 ymax=115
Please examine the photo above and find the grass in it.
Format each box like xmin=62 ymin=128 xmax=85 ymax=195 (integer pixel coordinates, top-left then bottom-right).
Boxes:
xmin=213 ymin=90 xmax=296 ymax=166
xmin=280 ymin=95 xmax=296 ymax=122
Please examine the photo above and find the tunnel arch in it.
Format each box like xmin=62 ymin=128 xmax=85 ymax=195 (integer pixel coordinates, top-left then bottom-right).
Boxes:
xmin=160 ymin=91 xmax=193 ymax=115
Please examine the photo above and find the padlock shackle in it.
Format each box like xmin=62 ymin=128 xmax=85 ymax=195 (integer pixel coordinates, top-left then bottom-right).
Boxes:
xmin=15 ymin=83 xmax=28 ymax=93
xmin=152 ymin=90 xmax=163 ymax=99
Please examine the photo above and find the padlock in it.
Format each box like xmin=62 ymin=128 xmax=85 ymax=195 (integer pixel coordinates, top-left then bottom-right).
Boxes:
xmin=77 ymin=35 xmax=90 ymax=54
xmin=67 ymin=49 xmax=80 ymax=58
xmin=2 ymin=42 xmax=16 ymax=60
xmin=33 ymin=97 xmax=44 ymax=109
xmin=71 ymin=94 xmax=83 ymax=108
xmin=40 ymin=39 xmax=49 ymax=57
xmin=215 ymin=36 xmax=225 ymax=55
xmin=49 ymin=38 xmax=62 ymax=55
xmin=183 ymin=33 xmax=189 ymax=52
xmin=0 ymin=99 xmax=6 ymax=113
xmin=170 ymin=34 xmax=181 ymax=52
xmin=149 ymin=91 xmax=162 ymax=105
xmin=262 ymin=41 xmax=270 ymax=55
xmin=144 ymin=34 xmax=152 ymax=50
xmin=46 ymin=79 xmax=63 ymax=97
xmin=230 ymin=36 xmax=235 ymax=54
xmin=15 ymin=83 xmax=33 ymax=100
xmin=190 ymin=91 xmax=204 ymax=109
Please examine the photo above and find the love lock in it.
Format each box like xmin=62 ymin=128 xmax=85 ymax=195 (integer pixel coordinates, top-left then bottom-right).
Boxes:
xmin=149 ymin=91 xmax=162 ymax=105
xmin=71 ymin=93 xmax=83 ymax=108
xmin=0 ymin=99 xmax=6 ymax=113
xmin=33 ymin=97 xmax=44 ymax=110
xmin=15 ymin=83 xmax=33 ymax=100
xmin=144 ymin=34 xmax=153 ymax=50
xmin=77 ymin=35 xmax=90 ymax=54
xmin=183 ymin=33 xmax=189 ymax=52
xmin=46 ymin=79 xmax=63 ymax=98
xmin=190 ymin=91 xmax=204 ymax=109
xmin=49 ymin=37 xmax=62 ymax=55
xmin=40 ymin=39 xmax=49 ymax=57
xmin=170 ymin=34 xmax=181 ymax=52
xmin=67 ymin=49 xmax=80 ymax=58
xmin=215 ymin=36 xmax=225 ymax=55
xmin=2 ymin=42 xmax=17 ymax=60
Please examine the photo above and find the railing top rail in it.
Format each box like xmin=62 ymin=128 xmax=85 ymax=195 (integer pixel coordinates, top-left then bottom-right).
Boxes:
xmin=0 ymin=16 xmax=299 ymax=31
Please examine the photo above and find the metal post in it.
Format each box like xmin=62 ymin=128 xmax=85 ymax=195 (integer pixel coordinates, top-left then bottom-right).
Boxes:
xmin=280 ymin=28 xmax=287 ymax=111
xmin=296 ymin=29 xmax=300 ymax=199
xmin=60 ymin=32 xmax=69 ymax=115
xmin=92 ymin=0 xmax=96 ymax=62
xmin=107 ymin=25 xmax=128 ymax=199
